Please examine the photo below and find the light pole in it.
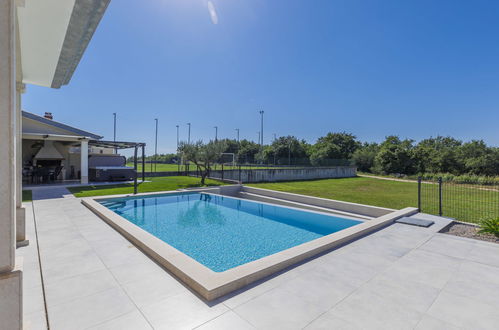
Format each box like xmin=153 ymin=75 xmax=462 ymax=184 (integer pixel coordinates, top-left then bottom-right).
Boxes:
xmin=113 ymin=112 xmax=117 ymax=154
xmin=176 ymin=125 xmax=180 ymax=172
xmin=288 ymin=139 xmax=292 ymax=166
xmin=154 ymin=118 xmax=158 ymax=172
xmin=187 ymin=123 xmax=191 ymax=144
xmin=259 ymin=110 xmax=264 ymax=164
xmin=259 ymin=110 xmax=264 ymax=146
xmin=214 ymin=126 xmax=218 ymax=141
xmin=235 ymin=128 xmax=240 ymax=143
xmin=273 ymin=133 xmax=277 ymax=165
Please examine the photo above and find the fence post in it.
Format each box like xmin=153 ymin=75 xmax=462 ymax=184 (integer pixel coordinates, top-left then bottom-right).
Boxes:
xmin=438 ymin=177 xmax=443 ymax=216
xmin=238 ymin=165 xmax=242 ymax=183
xmin=221 ymin=164 xmax=224 ymax=181
xmin=417 ymin=176 xmax=421 ymax=211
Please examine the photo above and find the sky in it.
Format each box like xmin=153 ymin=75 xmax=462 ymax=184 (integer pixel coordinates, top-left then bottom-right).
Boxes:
xmin=23 ymin=0 xmax=499 ymax=155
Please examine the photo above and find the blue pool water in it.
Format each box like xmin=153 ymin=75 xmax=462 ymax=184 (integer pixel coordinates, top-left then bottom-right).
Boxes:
xmin=99 ymin=193 xmax=361 ymax=272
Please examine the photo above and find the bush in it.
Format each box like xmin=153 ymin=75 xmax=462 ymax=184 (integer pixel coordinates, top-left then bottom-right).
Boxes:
xmin=478 ymin=218 xmax=499 ymax=237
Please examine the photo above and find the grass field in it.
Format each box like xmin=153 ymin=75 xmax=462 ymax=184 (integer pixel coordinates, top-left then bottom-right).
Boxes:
xmin=250 ymin=177 xmax=418 ymax=210
xmin=250 ymin=177 xmax=499 ymax=224
xmin=68 ymin=176 xmax=224 ymax=198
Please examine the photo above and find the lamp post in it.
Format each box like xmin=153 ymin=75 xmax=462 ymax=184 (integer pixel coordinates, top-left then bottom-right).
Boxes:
xmin=176 ymin=125 xmax=180 ymax=173
xmin=187 ymin=123 xmax=191 ymax=144
xmin=214 ymin=126 xmax=218 ymax=141
xmin=259 ymin=110 xmax=264 ymax=164
xmin=259 ymin=110 xmax=264 ymax=146
xmin=113 ymin=112 xmax=117 ymax=154
xmin=154 ymin=118 xmax=158 ymax=172
xmin=235 ymin=128 xmax=239 ymax=143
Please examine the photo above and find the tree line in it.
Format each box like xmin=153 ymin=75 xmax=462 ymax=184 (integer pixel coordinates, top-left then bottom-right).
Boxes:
xmin=131 ymin=132 xmax=499 ymax=177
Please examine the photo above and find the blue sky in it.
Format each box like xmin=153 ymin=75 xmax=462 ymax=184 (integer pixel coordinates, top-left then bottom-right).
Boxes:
xmin=23 ymin=0 xmax=499 ymax=155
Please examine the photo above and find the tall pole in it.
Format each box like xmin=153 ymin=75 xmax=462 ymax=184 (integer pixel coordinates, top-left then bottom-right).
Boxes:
xmin=273 ymin=133 xmax=277 ymax=165
xmin=187 ymin=123 xmax=191 ymax=144
xmin=154 ymin=118 xmax=158 ymax=172
xmin=176 ymin=125 xmax=180 ymax=173
xmin=113 ymin=112 xmax=117 ymax=154
xmin=235 ymin=128 xmax=239 ymax=143
xmin=259 ymin=110 xmax=264 ymax=164
xmin=214 ymin=126 xmax=218 ymax=141
xmin=259 ymin=110 xmax=264 ymax=146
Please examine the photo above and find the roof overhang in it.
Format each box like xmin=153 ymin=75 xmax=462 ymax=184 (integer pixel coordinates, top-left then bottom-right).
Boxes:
xmin=17 ymin=0 xmax=110 ymax=88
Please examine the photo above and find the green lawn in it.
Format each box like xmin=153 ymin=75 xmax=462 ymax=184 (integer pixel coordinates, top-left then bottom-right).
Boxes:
xmin=249 ymin=177 xmax=499 ymax=224
xmin=22 ymin=190 xmax=32 ymax=202
xmin=68 ymin=176 xmax=224 ymax=198
xmin=250 ymin=177 xmax=418 ymax=210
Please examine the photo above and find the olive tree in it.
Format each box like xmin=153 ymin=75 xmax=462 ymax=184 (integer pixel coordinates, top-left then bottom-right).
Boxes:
xmin=179 ymin=140 xmax=227 ymax=185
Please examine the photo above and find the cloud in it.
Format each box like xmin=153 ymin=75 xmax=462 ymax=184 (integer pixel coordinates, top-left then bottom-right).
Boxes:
xmin=207 ymin=1 xmax=218 ymax=24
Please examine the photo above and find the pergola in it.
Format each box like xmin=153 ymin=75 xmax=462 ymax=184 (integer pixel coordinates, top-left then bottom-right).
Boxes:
xmin=89 ymin=140 xmax=146 ymax=193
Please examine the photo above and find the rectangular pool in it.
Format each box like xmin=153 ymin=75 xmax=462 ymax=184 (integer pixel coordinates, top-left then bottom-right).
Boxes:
xmin=99 ymin=192 xmax=362 ymax=272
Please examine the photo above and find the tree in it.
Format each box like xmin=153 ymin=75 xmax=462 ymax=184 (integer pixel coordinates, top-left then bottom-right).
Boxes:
xmin=373 ymin=136 xmax=415 ymax=174
xmin=413 ymin=137 xmax=462 ymax=174
xmin=178 ymin=140 xmax=226 ymax=185
xmin=458 ymin=140 xmax=499 ymax=175
xmin=309 ymin=132 xmax=361 ymax=166
xmin=236 ymin=139 xmax=260 ymax=164
xmin=266 ymin=136 xmax=309 ymax=165
xmin=352 ymin=143 xmax=379 ymax=172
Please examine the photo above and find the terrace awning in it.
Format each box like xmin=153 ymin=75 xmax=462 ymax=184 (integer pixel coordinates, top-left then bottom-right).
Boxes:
xmin=88 ymin=140 xmax=146 ymax=150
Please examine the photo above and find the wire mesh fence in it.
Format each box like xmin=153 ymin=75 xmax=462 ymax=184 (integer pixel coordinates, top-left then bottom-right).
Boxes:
xmin=418 ymin=177 xmax=499 ymax=223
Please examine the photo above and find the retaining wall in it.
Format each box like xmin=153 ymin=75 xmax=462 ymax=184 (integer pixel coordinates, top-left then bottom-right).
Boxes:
xmin=208 ymin=166 xmax=356 ymax=183
xmin=140 ymin=166 xmax=356 ymax=183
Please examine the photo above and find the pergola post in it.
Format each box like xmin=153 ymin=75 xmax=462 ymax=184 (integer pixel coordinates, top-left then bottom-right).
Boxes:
xmin=141 ymin=144 xmax=145 ymax=183
xmin=133 ymin=145 xmax=138 ymax=194
xmin=80 ymin=139 xmax=89 ymax=184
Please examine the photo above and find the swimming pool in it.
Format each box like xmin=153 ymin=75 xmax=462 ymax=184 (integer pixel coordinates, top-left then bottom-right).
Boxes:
xmin=83 ymin=186 xmax=416 ymax=300
xmin=99 ymin=192 xmax=361 ymax=272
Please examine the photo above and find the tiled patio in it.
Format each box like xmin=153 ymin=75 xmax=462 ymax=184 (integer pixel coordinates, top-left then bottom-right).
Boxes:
xmin=18 ymin=191 xmax=499 ymax=330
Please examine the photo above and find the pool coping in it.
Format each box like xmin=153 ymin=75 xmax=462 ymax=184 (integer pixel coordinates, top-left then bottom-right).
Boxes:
xmin=81 ymin=188 xmax=418 ymax=300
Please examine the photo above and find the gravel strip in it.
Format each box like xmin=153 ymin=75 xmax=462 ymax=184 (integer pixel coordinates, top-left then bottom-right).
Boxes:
xmin=441 ymin=222 xmax=499 ymax=244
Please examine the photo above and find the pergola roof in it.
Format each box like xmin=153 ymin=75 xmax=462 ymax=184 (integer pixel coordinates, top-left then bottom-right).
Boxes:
xmin=89 ymin=140 xmax=146 ymax=150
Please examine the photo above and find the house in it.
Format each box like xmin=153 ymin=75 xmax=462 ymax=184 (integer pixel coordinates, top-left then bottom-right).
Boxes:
xmin=23 ymin=111 xmax=110 ymax=183
xmin=0 ymin=1 xmax=111 ymax=329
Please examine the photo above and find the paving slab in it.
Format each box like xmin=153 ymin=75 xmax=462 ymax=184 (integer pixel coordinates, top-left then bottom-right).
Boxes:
xmin=25 ymin=196 xmax=499 ymax=329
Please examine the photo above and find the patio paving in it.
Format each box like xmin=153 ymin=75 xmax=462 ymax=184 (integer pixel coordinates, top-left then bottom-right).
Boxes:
xmin=17 ymin=191 xmax=499 ymax=329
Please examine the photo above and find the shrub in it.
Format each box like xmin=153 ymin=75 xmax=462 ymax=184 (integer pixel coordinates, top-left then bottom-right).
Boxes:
xmin=478 ymin=218 xmax=499 ymax=237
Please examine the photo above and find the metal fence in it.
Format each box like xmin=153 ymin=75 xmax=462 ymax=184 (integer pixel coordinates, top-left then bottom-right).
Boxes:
xmin=418 ymin=177 xmax=499 ymax=223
